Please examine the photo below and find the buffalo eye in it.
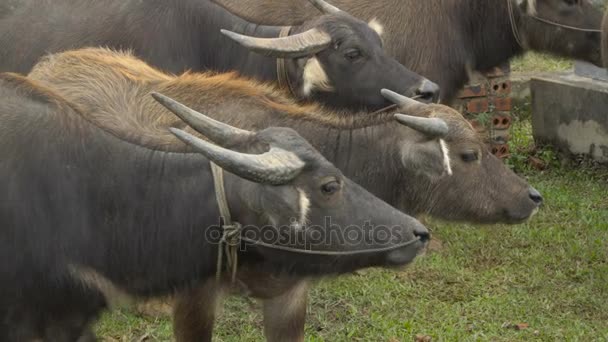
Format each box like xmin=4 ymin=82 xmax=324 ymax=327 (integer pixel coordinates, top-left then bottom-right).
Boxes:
xmin=344 ymin=49 xmax=362 ymax=61
xmin=460 ymin=151 xmax=479 ymax=163
xmin=321 ymin=180 xmax=341 ymax=195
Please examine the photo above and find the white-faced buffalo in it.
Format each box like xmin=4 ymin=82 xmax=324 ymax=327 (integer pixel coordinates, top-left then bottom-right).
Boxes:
xmin=0 ymin=72 xmax=433 ymax=341
xmin=28 ymin=48 xmax=543 ymax=341
xmin=213 ymin=0 xmax=604 ymax=104
xmin=0 ymin=0 xmax=438 ymax=111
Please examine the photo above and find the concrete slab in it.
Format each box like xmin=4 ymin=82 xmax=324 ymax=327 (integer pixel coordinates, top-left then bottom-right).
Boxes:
xmin=531 ymin=73 xmax=608 ymax=162
xmin=574 ymin=61 xmax=608 ymax=82
xmin=511 ymin=71 xmax=570 ymax=107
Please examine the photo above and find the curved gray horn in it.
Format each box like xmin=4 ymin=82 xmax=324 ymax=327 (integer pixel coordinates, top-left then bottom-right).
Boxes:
xmin=381 ymin=88 xmax=427 ymax=112
xmin=308 ymin=0 xmax=343 ymax=15
xmin=152 ymin=92 xmax=253 ymax=145
xmin=170 ymin=128 xmax=305 ymax=185
xmin=394 ymin=114 xmax=449 ymax=139
xmin=221 ymin=28 xmax=331 ymax=58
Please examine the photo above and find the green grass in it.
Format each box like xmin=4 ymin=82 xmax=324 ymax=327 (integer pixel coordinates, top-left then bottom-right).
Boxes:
xmin=96 ymin=86 xmax=607 ymax=340
xmin=511 ymin=52 xmax=573 ymax=73
xmin=95 ymin=109 xmax=608 ymax=341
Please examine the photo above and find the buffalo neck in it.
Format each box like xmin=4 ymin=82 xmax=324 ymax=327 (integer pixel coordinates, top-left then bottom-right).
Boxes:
xmin=186 ymin=0 xmax=285 ymax=82
xmin=17 ymin=102 xmax=237 ymax=296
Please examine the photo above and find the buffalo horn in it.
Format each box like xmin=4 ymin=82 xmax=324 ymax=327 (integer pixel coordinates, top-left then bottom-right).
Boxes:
xmin=380 ymin=88 xmax=428 ymax=112
xmin=152 ymin=92 xmax=254 ymax=145
xmin=394 ymin=114 xmax=449 ymax=139
xmin=221 ymin=28 xmax=331 ymax=58
xmin=170 ymin=128 xmax=305 ymax=185
xmin=308 ymin=0 xmax=343 ymax=15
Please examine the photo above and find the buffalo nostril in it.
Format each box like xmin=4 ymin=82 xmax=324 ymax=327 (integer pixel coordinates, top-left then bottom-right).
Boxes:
xmin=529 ymin=187 xmax=543 ymax=205
xmin=414 ymin=227 xmax=430 ymax=244
xmin=415 ymin=80 xmax=440 ymax=103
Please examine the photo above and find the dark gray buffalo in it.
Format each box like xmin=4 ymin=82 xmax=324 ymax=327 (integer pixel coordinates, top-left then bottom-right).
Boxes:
xmin=213 ymin=0 xmax=604 ymax=104
xmin=0 ymin=0 xmax=438 ymax=110
xmin=0 ymin=72 xmax=432 ymax=341
xmin=28 ymin=48 xmax=543 ymax=342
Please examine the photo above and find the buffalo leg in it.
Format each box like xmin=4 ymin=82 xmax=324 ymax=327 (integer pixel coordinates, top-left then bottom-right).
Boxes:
xmin=173 ymin=280 xmax=224 ymax=342
xmin=262 ymin=281 xmax=310 ymax=342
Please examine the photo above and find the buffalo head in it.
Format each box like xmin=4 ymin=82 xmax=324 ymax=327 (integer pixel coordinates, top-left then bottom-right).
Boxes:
xmin=382 ymin=91 xmax=543 ymax=224
xmin=517 ymin=0 xmax=603 ymax=66
xmin=153 ymin=93 xmax=430 ymax=275
xmin=221 ymin=0 xmax=439 ymax=110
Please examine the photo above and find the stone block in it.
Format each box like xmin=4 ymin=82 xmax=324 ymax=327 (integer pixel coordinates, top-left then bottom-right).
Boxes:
xmin=574 ymin=60 xmax=608 ymax=82
xmin=531 ymin=73 xmax=608 ymax=162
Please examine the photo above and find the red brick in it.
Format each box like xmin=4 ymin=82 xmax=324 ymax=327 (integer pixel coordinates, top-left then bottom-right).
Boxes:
xmin=490 ymin=143 xmax=510 ymax=159
xmin=466 ymin=98 xmax=490 ymax=113
xmin=491 ymin=129 xmax=511 ymax=144
xmin=494 ymin=97 xmax=512 ymax=111
xmin=458 ymin=84 xmax=487 ymax=98
xmin=491 ymin=113 xmax=512 ymax=129
xmin=490 ymin=80 xmax=511 ymax=95
xmin=469 ymin=119 xmax=488 ymax=134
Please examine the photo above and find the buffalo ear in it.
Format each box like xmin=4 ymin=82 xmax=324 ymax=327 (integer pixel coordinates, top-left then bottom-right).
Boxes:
xmin=399 ymin=138 xmax=452 ymax=179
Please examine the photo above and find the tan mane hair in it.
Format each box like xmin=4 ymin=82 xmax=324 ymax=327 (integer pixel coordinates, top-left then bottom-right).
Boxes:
xmin=28 ymin=48 xmax=403 ymax=150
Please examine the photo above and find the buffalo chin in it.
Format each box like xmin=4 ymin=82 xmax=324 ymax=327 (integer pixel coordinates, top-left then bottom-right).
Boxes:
xmin=384 ymin=240 xmax=426 ymax=266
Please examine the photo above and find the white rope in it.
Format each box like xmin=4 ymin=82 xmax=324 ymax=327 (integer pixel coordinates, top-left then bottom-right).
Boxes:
xmin=211 ymin=162 xmax=241 ymax=283
xmin=508 ymin=0 xmax=527 ymax=49
xmin=508 ymin=0 xmax=601 ymax=50
xmin=529 ymin=15 xmax=601 ymax=33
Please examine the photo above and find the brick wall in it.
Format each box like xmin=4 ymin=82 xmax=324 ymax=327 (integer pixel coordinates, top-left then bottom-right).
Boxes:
xmin=451 ymin=63 xmax=513 ymax=159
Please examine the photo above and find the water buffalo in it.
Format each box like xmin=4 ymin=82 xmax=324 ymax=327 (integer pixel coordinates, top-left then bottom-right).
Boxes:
xmin=213 ymin=0 xmax=604 ymax=104
xmin=0 ymin=0 xmax=438 ymax=110
xmin=28 ymin=48 xmax=543 ymax=341
xmin=0 ymin=72 xmax=433 ymax=341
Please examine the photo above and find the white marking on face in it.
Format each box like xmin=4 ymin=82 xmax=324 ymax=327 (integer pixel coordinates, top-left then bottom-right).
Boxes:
xmin=439 ymin=139 xmax=453 ymax=176
xmin=292 ymin=187 xmax=310 ymax=229
xmin=302 ymin=57 xmax=333 ymax=96
xmin=368 ymin=18 xmax=385 ymax=37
